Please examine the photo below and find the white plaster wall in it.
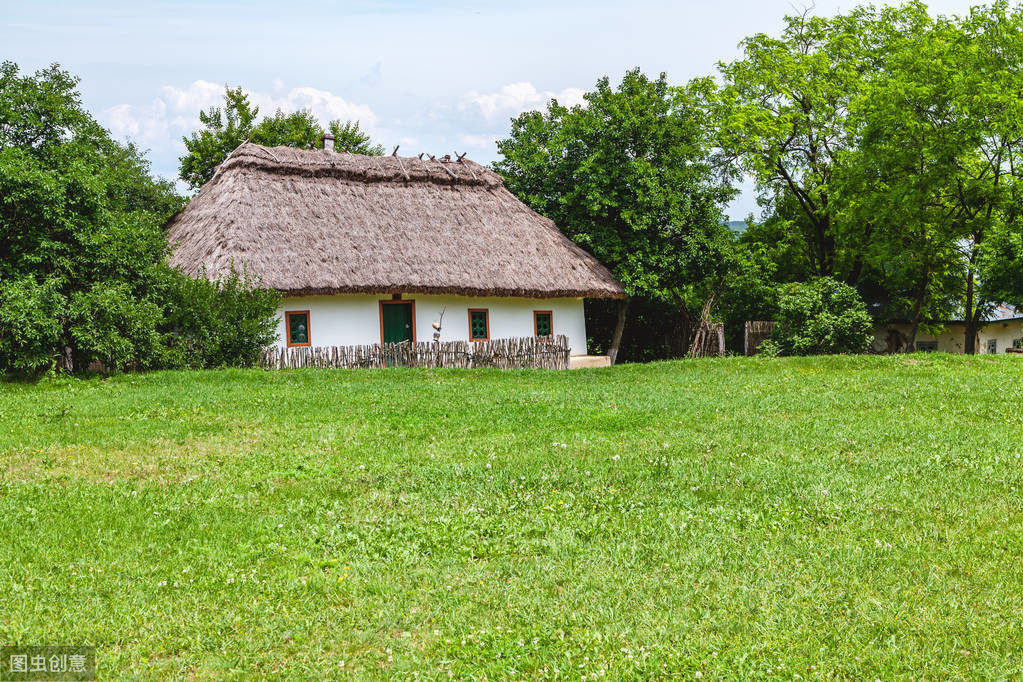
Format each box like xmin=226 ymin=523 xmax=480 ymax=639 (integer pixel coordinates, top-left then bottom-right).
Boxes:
xmin=978 ymin=320 xmax=1023 ymax=353
xmin=872 ymin=323 xmax=968 ymax=353
xmin=274 ymin=294 xmax=590 ymax=355
xmin=873 ymin=321 xmax=1023 ymax=354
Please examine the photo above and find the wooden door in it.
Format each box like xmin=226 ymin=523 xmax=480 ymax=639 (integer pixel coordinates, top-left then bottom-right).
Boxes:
xmin=380 ymin=301 xmax=414 ymax=344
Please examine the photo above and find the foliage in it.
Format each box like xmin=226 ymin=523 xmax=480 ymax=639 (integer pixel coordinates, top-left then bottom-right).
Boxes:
xmin=3 ymin=357 xmax=1023 ymax=677
xmin=841 ymin=2 xmax=1023 ymax=351
xmin=0 ymin=61 xmax=182 ymax=375
xmin=0 ymin=277 xmax=64 ymax=373
xmin=495 ymin=69 xmax=737 ymax=352
xmin=157 ymin=267 xmax=281 ymax=368
xmin=754 ymin=337 xmax=782 ymax=357
xmin=769 ymin=277 xmax=872 ymax=355
xmin=179 ymin=87 xmax=384 ymax=191
xmin=67 ymin=282 xmax=164 ymax=371
xmin=177 ymin=87 xmax=259 ymax=192
xmin=329 ymin=119 xmax=385 ymax=155
xmin=718 ymin=2 xmax=1023 ymax=352
xmin=250 ymin=107 xmax=322 ymax=150
xmin=0 ymin=62 xmax=281 ymax=375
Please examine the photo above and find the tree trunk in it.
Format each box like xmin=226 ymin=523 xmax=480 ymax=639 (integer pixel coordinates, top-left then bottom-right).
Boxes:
xmin=608 ymin=298 xmax=629 ymax=366
xmin=906 ymin=273 xmax=929 ymax=352
xmin=676 ymin=295 xmax=695 ymax=358
xmin=964 ymin=268 xmax=977 ymax=354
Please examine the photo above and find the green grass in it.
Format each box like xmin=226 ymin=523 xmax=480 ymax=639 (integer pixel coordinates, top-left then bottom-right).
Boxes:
xmin=2 ymin=355 xmax=1022 ymax=680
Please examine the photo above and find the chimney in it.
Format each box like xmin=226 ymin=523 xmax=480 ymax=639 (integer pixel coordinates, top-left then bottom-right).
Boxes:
xmin=322 ymin=132 xmax=335 ymax=150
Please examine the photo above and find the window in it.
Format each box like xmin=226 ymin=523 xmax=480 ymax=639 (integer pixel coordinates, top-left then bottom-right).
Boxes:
xmin=987 ymin=338 xmax=998 ymax=354
xmin=468 ymin=309 xmax=490 ymax=341
xmin=916 ymin=340 xmax=937 ymax=352
xmin=534 ymin=310 xmax=553 ymax=339
xmin=285 ymin=310 xmax=311 ymax=347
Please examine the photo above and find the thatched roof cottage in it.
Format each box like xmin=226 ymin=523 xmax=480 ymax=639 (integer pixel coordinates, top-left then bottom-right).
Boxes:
xmin=166 ymin=139 xmax=624 ymax=357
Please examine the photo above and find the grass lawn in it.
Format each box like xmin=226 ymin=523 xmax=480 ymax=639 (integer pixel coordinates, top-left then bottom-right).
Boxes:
xmin=2 ymin=355 xmax=1022 ymax=679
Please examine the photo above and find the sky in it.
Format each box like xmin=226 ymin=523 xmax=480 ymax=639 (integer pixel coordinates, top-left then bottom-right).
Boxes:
xmin=3 ymin=0 xmax=989 ymax=219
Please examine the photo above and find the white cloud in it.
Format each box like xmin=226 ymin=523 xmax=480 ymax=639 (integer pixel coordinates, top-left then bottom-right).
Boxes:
xmin=250 ymin=86 xmax=378 ymax=129
xmin=99 ymin=81 xmax=378 ymax=153
xmin=159 ymin=80 xmax=224 ymax=115
xmin=457 ymin=133 xmax=497 ymax=149
xmin=462 ymin=82 xmax=586 ymax=120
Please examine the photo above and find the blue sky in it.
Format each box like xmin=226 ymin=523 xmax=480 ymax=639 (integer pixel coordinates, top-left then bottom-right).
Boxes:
xmin=4 ymin=0 xmax=985 ymax=219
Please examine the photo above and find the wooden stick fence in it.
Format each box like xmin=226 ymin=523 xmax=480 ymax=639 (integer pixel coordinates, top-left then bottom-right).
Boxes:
xmin=689 ymin=322 xmax=725 ymax=358
xmin=260 ymin=335 xmax=571 ymax=370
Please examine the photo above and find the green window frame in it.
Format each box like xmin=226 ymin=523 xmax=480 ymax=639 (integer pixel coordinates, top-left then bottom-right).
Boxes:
xmin=534 ymin=310 xmax=553 ymax=339
xmin=468 ymin=309 xmax=490 ymax=341
xmin=286 ymin=310 xmax=311 ymax=347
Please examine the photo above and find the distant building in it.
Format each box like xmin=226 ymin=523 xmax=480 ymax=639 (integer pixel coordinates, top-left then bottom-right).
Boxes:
xmin=872 ymin=305 xmax=1023 ymax=354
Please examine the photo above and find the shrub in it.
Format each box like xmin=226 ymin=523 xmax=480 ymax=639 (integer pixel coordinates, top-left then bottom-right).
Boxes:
xmin=157 ymin=266 xmax=281 ymax=369
xmin=68 ymin=282 xmax=163 ymax=371
xmin=755 ymin=338 xmax=782 ymax=357
xmin=0 ymin=277 xmax=66 ymax=374
xmin=769 ymin=277 xmax=872 ymax=355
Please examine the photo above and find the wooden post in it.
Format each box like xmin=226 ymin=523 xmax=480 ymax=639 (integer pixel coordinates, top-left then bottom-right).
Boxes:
xmin=608 ymin=298 xmax=629 ymax=366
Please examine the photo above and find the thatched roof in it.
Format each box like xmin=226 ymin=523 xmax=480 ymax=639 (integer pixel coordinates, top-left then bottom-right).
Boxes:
xmin=165 ymin=142 xmax=624 ymax=299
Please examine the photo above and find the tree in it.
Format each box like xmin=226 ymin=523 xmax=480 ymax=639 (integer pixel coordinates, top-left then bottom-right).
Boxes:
xmin=1 ymin=63 xmax=281 ymax=375
xmin=717 ymin=3 xmax=935 ymax=285
xmin=330 ymin=119 xmax=385 ymax=155
xmin=179 ymin=87 xmax=385 ymax=191
xmin=495 ymin=69 xmax=736 ymax=359
xmin=843 ymin=2 xmax=1023 ymax=352
xmin=719 ymin=2 xmax=1023 ymax=354
xmin=0 ymin=61 xmax=181 ymax=373
xmin=178 ymin=87 xmax=258 ymax=191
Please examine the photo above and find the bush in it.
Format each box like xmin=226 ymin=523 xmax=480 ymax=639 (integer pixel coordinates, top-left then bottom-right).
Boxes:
xmin=755 ymin=338 xmax=782 ymax=357
xmin=769 ymin=277 xmax=873 ymax=355
xmin=0 ymin=277 xmax=66 ymax=374
xmin=68 ymin=282 xmax=163 ymax=371
xmin=157 ymin=266 xmax=281 ymax=369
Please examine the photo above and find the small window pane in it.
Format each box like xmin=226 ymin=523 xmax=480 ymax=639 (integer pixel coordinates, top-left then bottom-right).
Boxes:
xmin=916 ymin=341 xmax=937 ymax=352
xmin=288 ymin=312 xmax=309 ymax=345
xmin=535 ymin=312 xmax=552 ymax=337
xmin=470 ymin=310 xmax=488 ymax=340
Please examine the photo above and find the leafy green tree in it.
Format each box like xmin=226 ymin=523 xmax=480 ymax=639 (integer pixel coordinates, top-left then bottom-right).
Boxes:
xmin=1 ymin=62 xmax=281 ymax=375
xmin=251 ymin=108 xmax=322 ymax=150
xmin=768 ymin=277 xmax=873 ymax=355
xmin=842 ymin=2 xmax=1023 ymax=352
xmin=719 ymin=2 xmax=1023 ymax=353
xmin=179 ymin=88 xmax=385 ymax=191
xmin=178 ymin=87 xmax=259 ymax=191
xmin=0 ymin=61 xmax=182 ymax=373
xmin=329 ymin=119 xmax=385 ymax=155
xmin=495 ymin=69 xmax=736 ymax=358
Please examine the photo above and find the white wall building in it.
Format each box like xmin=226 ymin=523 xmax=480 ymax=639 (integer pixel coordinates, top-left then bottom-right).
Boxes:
xmin=274 ymin=294 xmax=588 ymax=354
xmin=166 ymin=140 xmax=624 ymax=357
xmin=872 ymin=306 xmax=1023 ymax=354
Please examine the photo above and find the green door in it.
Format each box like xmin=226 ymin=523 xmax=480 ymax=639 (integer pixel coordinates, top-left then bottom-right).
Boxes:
xmin=381 ymin=302 xmax=414 ymax=344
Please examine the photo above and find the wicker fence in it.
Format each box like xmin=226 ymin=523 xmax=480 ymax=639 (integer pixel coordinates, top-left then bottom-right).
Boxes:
xmin=260 ymin=335 xmax=571 ymax=370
